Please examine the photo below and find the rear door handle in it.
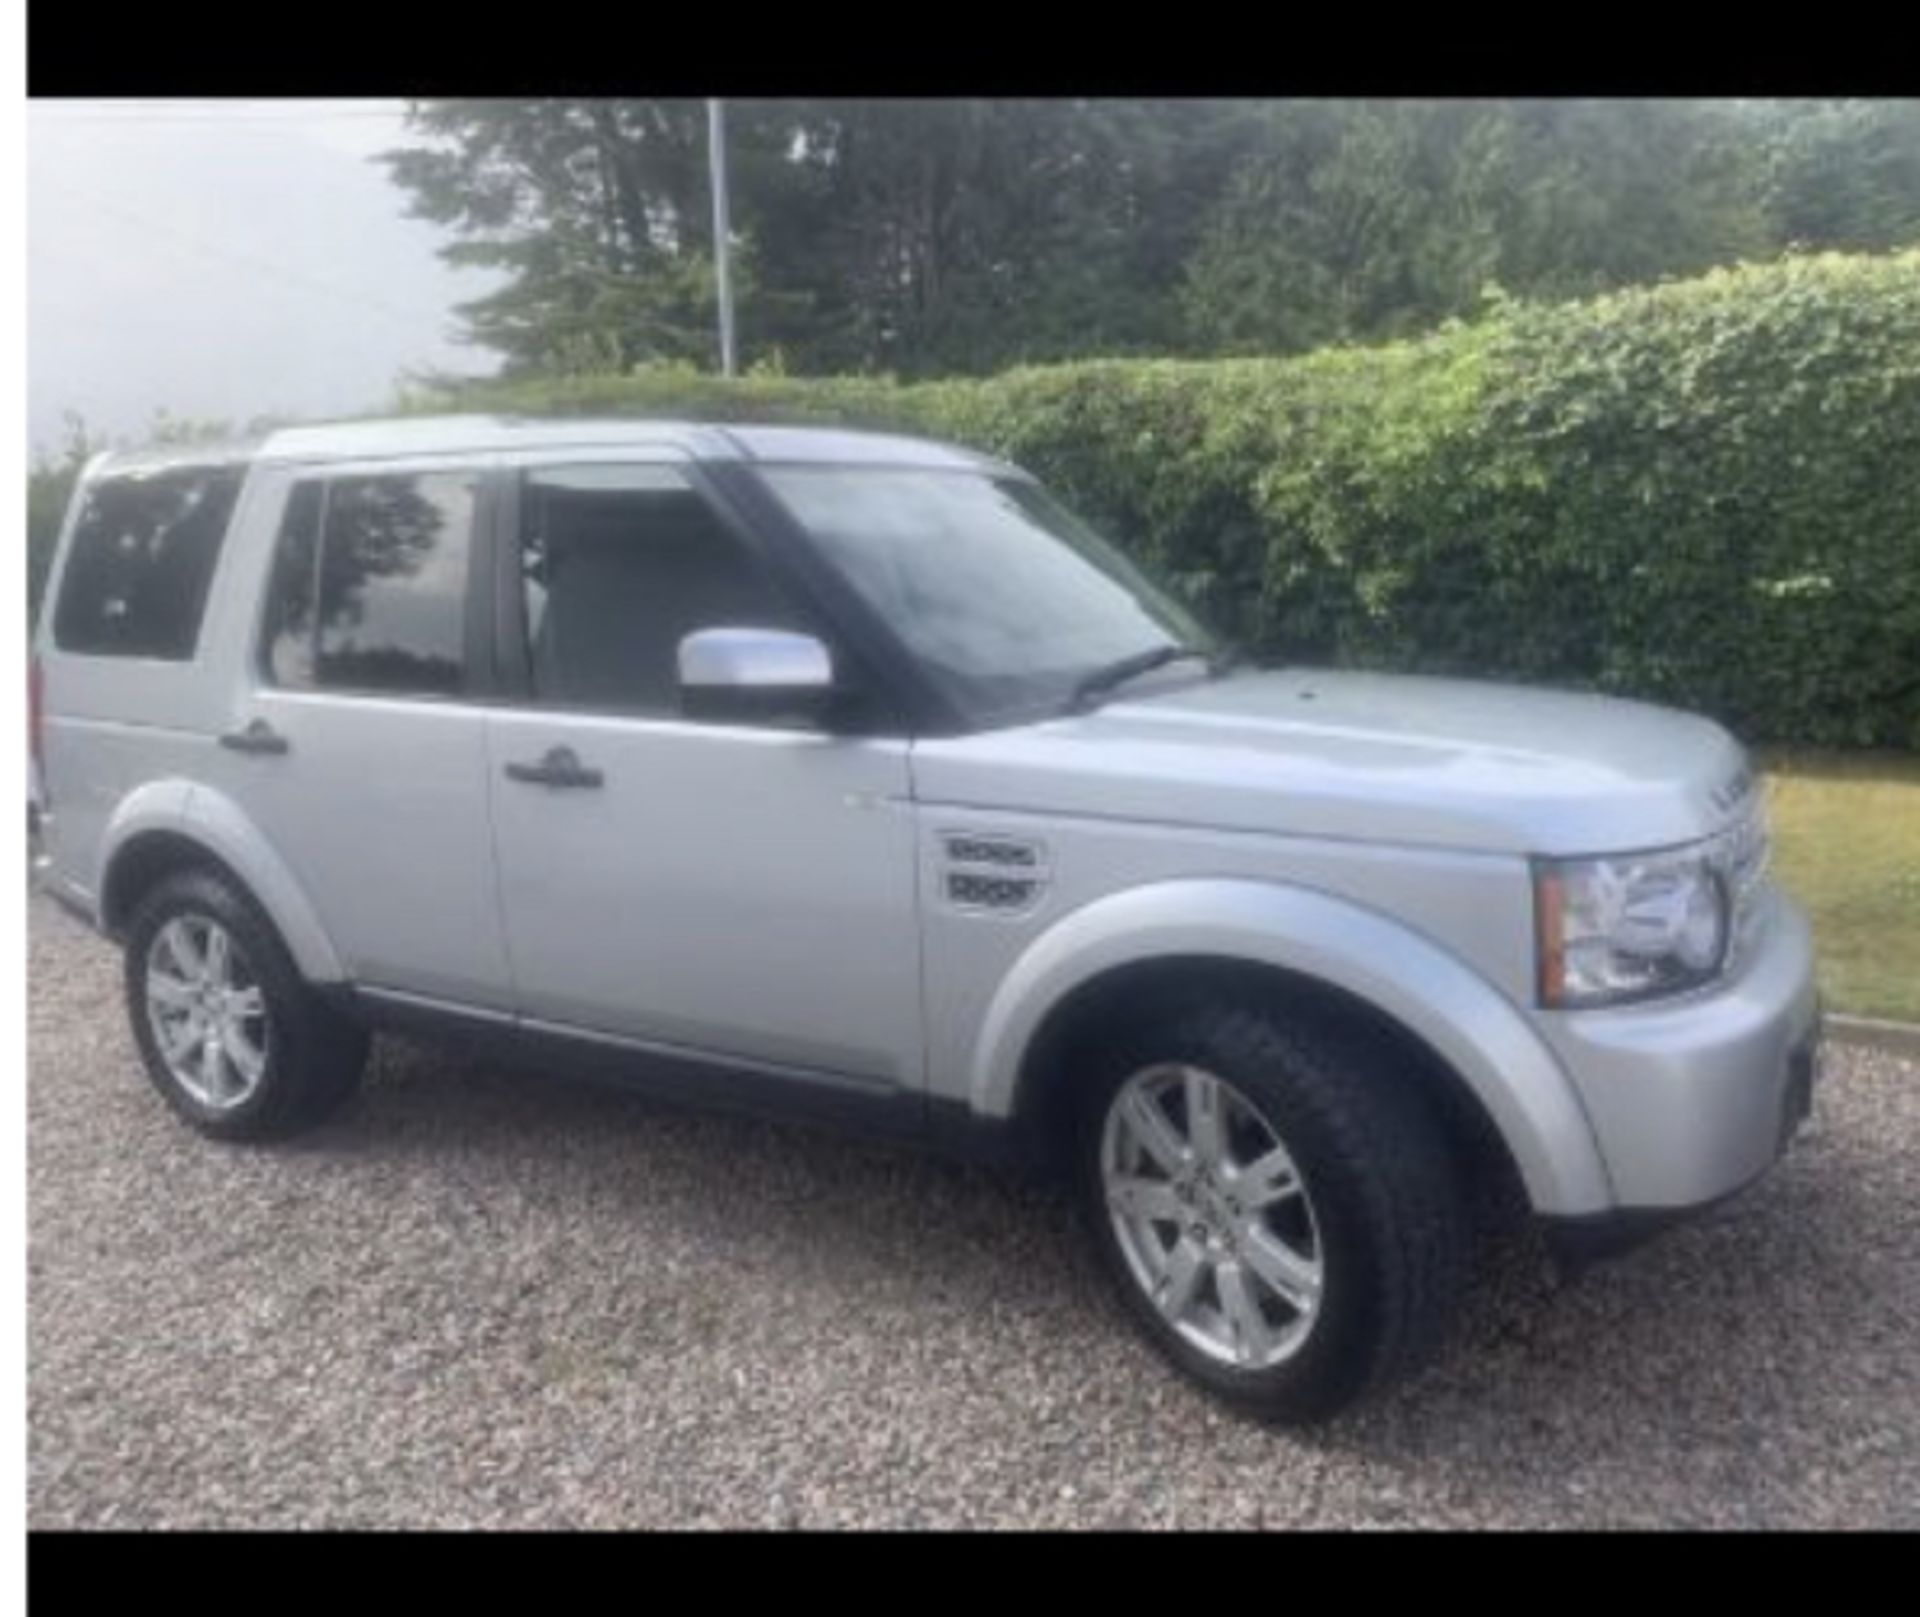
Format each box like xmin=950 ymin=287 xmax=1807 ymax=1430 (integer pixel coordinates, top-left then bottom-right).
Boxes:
xmin=503 ymin=745 xmax=604 ymax=789
xmin=219 ymin=719 xmax=289 ymax=756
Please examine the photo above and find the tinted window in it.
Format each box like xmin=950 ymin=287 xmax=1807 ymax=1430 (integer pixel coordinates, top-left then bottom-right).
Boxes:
xmin=760 ymin=467 xmax=1214 ymax=717
xmin=263 ymin=482 xmax=323 ymax=687
xmin=263 ymin=472 xmax=475 ymax=697
xmin=52 ymin=464 xmax=243 ymax=658
xmin=521 ymin=465 xmax=803 ymax=715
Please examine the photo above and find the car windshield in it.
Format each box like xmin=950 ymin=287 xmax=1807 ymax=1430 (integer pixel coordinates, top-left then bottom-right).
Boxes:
xmin=759 ymin=465 xmax=1219 ymax=720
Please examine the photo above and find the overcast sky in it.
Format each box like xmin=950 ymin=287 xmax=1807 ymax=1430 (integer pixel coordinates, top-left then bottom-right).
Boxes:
xmin=27 ymin=99 xmax=502 ymax=456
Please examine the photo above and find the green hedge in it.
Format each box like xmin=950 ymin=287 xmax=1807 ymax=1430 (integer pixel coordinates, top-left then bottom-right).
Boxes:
xmin=419 ymin=249 xmax=1911 ymax=748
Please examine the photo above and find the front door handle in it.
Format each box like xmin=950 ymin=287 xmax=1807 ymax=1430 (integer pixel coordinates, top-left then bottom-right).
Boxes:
xmin=503 ymin=745 xmax=604 ymax=789
xmin=218 ymin=719 xmax=289 ymax=756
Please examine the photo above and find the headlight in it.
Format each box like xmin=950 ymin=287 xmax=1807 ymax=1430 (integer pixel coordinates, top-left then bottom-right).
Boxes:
xmin=1534 ymin=842 xmax=1729 ymax=1008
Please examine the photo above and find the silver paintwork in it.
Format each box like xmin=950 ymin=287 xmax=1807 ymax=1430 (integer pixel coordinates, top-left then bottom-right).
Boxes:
xmin=1544 ymin=890 xmax=1819 ymax=1207
xmin=948 ymin=870 xmax=1614 ymax=1214
xmin=485 ymin=708 xmax=921 ymax=1081
xmin=677 ymin=627 xmax=834 ymax=691
xmin=144 ymin=914 xmax=269 ymax=1109
xmin=911 ymin=667 xmax=1754 ymax=857
xmin=33 ymin=417 xmax=1820 ymax=1231
xmin=1103 ymin=1063 xmax=1323 ymax=1368
xmin=221 ymin=686 xmax=513 ymax=1008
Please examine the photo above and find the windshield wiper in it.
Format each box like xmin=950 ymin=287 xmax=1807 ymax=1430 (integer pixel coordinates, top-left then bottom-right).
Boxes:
xmin=1067 ymin=644 xmax=1212 ymax=713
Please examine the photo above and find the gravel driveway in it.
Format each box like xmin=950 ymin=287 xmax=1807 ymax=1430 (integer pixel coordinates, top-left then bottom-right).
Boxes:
xmin=28 ymin=892 xmax=1920 ymax=1528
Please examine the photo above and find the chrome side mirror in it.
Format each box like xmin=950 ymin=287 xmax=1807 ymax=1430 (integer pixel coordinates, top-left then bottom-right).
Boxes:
xmin=676 ymin=627 xmax=837 ymax=725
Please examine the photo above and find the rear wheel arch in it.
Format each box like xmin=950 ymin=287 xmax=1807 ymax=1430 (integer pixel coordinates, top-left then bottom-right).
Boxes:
xmin=102 ymin=829 xmax=243 ymax=938
xmin=96 ymin=787 xmax=345 ymax=985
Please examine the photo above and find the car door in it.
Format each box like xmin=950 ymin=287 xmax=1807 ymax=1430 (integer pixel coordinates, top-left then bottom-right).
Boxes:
xmin=481 ymin=454 xmax=924 ymax=1094
xmin=203 ymin=456 xmax=516 ymax=1011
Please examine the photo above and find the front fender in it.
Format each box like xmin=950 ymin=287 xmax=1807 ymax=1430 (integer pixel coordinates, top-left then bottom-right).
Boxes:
xmin=97 ymin=780 xmax=346 ymax=984
xmin=970 ymin=877 xmax=1613 ymax=1218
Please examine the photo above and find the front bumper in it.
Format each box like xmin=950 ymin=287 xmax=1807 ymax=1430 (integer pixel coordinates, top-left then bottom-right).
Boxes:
xmin=1536 ymin=889 xmax=1822 ymax=1258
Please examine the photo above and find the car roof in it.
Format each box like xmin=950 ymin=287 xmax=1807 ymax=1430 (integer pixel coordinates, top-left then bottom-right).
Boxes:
xmin=84 ymin=437 xmax=265 ymax=478
xmin=235 ymin=415 xmax=1012 ymax=473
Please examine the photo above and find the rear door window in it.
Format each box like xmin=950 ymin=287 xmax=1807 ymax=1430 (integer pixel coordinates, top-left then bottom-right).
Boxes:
xmin=51 ymin=463 xmax=244 ymax=659
xmin=262 ymin=470 xmax=478 ymax=697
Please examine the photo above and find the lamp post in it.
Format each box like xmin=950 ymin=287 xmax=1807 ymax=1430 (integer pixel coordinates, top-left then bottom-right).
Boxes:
xmin=707 ymin=97 xmax=738 ymax=378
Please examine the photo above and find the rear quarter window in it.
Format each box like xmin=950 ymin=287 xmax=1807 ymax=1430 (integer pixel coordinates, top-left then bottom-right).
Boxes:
xmin=51 ymin=464 xmax=245 ymax=659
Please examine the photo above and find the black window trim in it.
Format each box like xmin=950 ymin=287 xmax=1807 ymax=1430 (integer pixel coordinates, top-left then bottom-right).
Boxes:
xmin=251 ymin=460 xmax=502 ymax=707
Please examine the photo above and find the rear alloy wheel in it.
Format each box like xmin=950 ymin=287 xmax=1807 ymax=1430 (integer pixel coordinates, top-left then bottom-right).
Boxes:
xmin=1074 ymin=997 xmax=1469 ymax=1422
xmin=143 ymin=914 xmax=272 ymax=1112
xmin=124 ymin=868 xmax=368 ymax=1141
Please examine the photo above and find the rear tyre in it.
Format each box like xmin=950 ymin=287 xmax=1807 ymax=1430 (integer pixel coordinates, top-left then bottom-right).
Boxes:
xmin=123 ymin=867 xmax=368 ymax=1141
xmin=1071 ymin=993 xmax=1469 ymax=1423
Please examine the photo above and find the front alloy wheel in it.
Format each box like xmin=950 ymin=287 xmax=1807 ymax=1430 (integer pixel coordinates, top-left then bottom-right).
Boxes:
xmin=1102 ymin=1063 xmax=1324 ymax=1370
xmin=1074 ymin=996 xmax=1469 ymax=1422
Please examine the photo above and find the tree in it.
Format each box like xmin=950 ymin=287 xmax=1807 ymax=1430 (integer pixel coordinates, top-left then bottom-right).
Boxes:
xmin=380 ymin=99 xmax=798 ymax=373
xmin=380 ymin=98 xmax=1920 ymax=378
xmin=1181 ymin=100 xmax=1775 ymax=355
xmin=382 ymin=99 xmax=1259 ymax=377
xmin=1745 ymin=99 xmax=1920 ymax=253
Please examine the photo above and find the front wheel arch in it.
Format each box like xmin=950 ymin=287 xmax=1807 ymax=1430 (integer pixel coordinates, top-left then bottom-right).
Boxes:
xmin=970 ymin=879 xmax=1613 ymax=1218
xmin=1019 ymin=956 xmax=1524 ymax=1215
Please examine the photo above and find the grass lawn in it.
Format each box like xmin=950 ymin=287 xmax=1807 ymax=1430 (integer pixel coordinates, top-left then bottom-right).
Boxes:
xmin=1763 ymin=751 xmax=1920 ymax=1023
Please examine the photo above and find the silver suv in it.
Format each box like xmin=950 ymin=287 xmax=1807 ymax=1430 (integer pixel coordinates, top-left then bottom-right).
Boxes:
xmin=32 ymin=417 xmax=1822 ymax=1421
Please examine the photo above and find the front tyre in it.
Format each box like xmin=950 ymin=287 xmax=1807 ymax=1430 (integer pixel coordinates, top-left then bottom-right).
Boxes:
xmin=1072 ymin=996 xmax=1469 ymax=1423
xmin=124 ymin=868 xmax=369 ymax=1142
